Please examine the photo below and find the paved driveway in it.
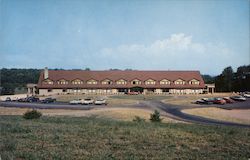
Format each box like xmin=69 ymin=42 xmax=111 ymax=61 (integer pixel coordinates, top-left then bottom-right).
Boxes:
xmin=143 ymin=100 xmax=250 ymax=128
xmin=1 ymin=99 xmax=250 ymax=128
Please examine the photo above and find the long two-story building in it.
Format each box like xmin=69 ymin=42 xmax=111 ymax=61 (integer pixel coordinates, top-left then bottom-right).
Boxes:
xmin=35 ymin=68 xmax=207 ymax=95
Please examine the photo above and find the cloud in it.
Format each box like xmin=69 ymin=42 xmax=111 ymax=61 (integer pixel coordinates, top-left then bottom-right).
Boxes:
xmin=99 ymin=33 xmax=235 ymax=74
xmin=101 ymin=33 xmax=207 ymax=56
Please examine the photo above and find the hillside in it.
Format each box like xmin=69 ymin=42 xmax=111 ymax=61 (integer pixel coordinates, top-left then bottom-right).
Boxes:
xmin=1 ymin=115 xmax=249 ymax=159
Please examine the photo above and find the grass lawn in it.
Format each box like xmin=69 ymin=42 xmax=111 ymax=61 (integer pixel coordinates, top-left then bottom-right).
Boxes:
xmin=0 ymin=107 xmax=179 ymax=123
xmin=182 ymin=108 xmax=250 ymax=125
xmin=1 ymin=115 xmax=250 ymax=159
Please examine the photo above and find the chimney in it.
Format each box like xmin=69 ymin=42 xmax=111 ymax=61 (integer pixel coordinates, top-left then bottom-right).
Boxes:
xmin=44 ymin=67 xmax=49 ymax=79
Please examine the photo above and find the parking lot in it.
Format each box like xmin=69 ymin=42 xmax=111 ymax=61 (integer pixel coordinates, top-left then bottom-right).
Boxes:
xmin=0 ymin=93 xmax=250 ymax=127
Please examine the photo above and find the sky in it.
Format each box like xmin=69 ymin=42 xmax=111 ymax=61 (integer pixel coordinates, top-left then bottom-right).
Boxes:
xmin=0 ymin=0 xmax=249 ymax=75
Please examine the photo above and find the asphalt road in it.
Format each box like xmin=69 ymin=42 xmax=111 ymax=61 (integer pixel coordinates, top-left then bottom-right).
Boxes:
xmin=1 ymin=99 xmax=250 ymax=128
xmin=144 ymin=100 xmax=250 ymax=128
xmin=0 ymin=101 xmax=96 ymax=110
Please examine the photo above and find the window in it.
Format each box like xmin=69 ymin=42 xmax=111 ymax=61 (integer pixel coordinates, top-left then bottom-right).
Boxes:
xmin=189 ymin=79 xmax=200 ymax=85
xmin=145 ymin=79 xmax=156 ymax=85
xmin=131 ymin=79 xmax=141 ymax=85
xmin=160 ymin=79 xmax=171 ymax=85
xmin=57 ymin=79 xmax=68 ymax=85
xmin=101 ymin=79 xmax=112 ymax=85
xmin=87 ymin=79 xmax=98 ymax=84
xmin=72 ymin=79 xmax=83 ymax=84
xmin=116 ymin=79 xmax=127 ymax=85
xmin=43 ymin=79 xmax=53 ymax=85
xmin=48 ymin=89 xmax=52 ymax=92
xmin=62 ymin=89 xmax=67 ymax=92
xmin=174 ymin=79 xmax=185 ymax=85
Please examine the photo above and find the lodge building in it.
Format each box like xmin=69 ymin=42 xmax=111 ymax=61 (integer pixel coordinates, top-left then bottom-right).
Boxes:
xmin=34 ymin=68 xmax=209 ymax=95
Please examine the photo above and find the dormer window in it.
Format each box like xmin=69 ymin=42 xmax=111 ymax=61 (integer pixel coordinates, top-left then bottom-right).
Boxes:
xmin=72 ymin=79 xmax=83 ymax=85
xmin=145 ymin=79 xmax=156 ymax=85
xmin=160 ymin=79 xmax=171 ymax=85
xmin=87 ymin=79 xmax=98 ymax=84
xmin=43 ymin=79 xmax=53 ymax=85
xmin=57 ymin=79 xmax=68 ymax=85
xmin=174 ymin=79 xmax=185 ymax=85
xmin=116 ymin=79 xmax=127 ymax=85
xmin=131 ymin=79 xmax=141 ymax=85
xmin=189 ymin=79 xmax=200 ymax=85
xmin=101 ymin=79 xmax=112 ymax=85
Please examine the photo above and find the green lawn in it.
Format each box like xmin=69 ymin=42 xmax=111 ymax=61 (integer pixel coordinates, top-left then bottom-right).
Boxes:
xmin=0 ymin=115 xmax=250 ymax=160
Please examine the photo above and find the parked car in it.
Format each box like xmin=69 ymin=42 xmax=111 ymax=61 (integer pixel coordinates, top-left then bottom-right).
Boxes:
xmin=26 ymin=96 xmax=39 ymax=102
xmin=41 ymin=98 xmax=56 ymax=103
xmin=94 ymin=99 xmax=107 ymax=105
xmin=195 ymin=98 xmax=213 ymax=104
xmin=230 ymin=96 xmax=246 ymax=101
xmin=202 ymin=98 xmax=215 ymax=104
xmin=213 ymin=98 xmax=226 ymax=105
xmin=195 ymin=99 xmax=206 ymax=104
xmin=242 ymin=92 xmax=250 ymax=98
xmin=18 ymin=98 xmax=27 ymax=102
xmin=127 ymin=92 xmax=139 ymax=95
xmin=69 ymin=99 xmax=83 ymax=105
xmin=5 ymin=97 xmax=11 ymax=101
xmin=82 ymin=98 xmax=94 ymax=105
xmin=223 ymin=97 xmax=234 ymax=103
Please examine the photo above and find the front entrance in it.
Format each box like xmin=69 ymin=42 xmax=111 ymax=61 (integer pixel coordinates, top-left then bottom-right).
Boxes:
xmin=130 ymin=87 xmax=144 ymax=93
xmin=118 ymin=88 xmax=128 ymax=93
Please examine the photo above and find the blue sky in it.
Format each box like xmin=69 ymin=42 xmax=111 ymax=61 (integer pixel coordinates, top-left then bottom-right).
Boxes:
xmin=1 ymin=0 xmax=249 ymax=75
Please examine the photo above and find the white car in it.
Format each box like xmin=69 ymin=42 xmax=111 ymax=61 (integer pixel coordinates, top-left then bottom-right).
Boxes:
xmin=82 ymin=98 xmax=94 ymax=105
xmin=94 ymin=99 xmax=107 ymax=105
xmin=69 ymin=99 xmax=83 ymax=105
xmin=242 ymin=92 xmax=250 ymax=98
xmin=230 ymin=96 xmax=246 ymax=101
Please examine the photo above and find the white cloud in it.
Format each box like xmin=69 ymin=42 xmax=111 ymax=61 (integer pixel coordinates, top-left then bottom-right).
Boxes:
xmin=99 ymin=33 xmax=236 ymax=74
xmin=101 ymin=33 xmax=208 ymax=56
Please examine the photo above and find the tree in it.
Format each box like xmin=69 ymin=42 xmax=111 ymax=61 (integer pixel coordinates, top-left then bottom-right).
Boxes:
xmin=215 ymin=66 xmax=234 ymax=92
xmin=202 ymin=75 xmax=215 ymax=84
xmin=222 ymin=66 xmax=234 ymax=91
xmin=150 ymin=110 xmax=162 ymax=122
xmin=233 ymin=65 xmax=250 ymax=92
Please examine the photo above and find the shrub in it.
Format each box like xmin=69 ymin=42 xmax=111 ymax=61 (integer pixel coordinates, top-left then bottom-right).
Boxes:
xmin=133 ymin=116 xmax=145 ymax=123
xmin=23 ymin=109 xmax=42 ymax=119
xmin=150 ymin=110 xmax=162 ymax=122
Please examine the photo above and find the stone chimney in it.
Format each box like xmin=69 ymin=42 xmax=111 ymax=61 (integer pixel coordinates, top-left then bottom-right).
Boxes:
xmin=44 ymin=67 xmax=49 ymax=79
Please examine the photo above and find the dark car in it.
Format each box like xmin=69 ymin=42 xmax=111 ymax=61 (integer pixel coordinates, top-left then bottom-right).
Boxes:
xmin=5 ymin=97 xmax=11 ymax=101
xmin=202 ymin=98 xmax=215 ymax=104
xmin=195 ymin=98 xmax=214 ymax=104
xmin=18 ymin=98 xmax=28 ymax=102
xmin=41 ymin=98 xmax=56 ymax=103
xmin=223 ymin=97 xmax=234 ymax=103
xmin=26 ymin=97 xmax=39 ymax=102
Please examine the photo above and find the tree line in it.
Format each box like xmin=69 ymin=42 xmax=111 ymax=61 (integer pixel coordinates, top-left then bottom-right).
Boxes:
xmin=214 ymin=65 xmax=250 ymax=92
xmin=0 ymin=65 xmax=249 ymax=95
xmin=0 ymin=68 xmax=41 ymax=95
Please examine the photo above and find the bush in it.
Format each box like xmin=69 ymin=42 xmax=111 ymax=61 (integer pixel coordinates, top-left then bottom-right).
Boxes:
xmin=133 ymin=116 xmax=145 ymax=123
xmin=23 ymin=109 xmax=42 ymax=119
xmin=150 ymin=110 xmax=162 ymax=122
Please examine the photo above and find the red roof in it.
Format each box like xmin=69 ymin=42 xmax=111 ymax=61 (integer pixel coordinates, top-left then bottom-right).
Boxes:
xmin=37 ymin=70 xmax=205 ymax=89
